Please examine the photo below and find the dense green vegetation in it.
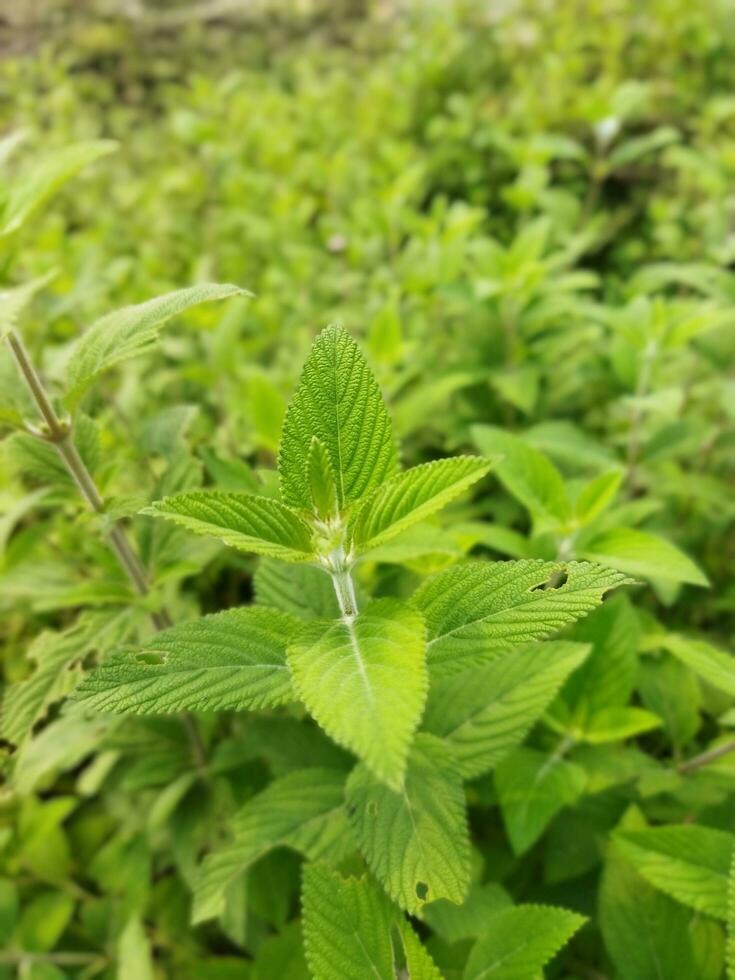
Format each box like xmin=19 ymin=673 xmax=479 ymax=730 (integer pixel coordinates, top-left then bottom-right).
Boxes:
xmin=1 ymin=1 xmax=735 ymax=976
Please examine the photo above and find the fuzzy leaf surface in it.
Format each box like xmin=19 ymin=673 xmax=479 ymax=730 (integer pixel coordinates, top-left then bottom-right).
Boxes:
xmin=349 ymin=456 xmax=491 ymax=554
xmin=193 ymin=769 xmax=349 ymax=923
xmin=287 ymin=598 xmax=427 ymax=789
xmin=64 ymin=283 xmax=247 ymax=407
xmin=345 ymin=733 xmax=470 ymax=914
xmin=301 ymin=864 xmax=395 ymax=980
xmin=142 ymin=492 xmax=314 ymax=561
xmin=278 ymin=324 xmax=398 ymax=510
xmin=616 ymin=825 xmax=735 ymax=921
xmin=414 ymin=559 xmax=628 ymax=677
xmin=72 ymin=607 xmax=298 ymax=714
xmin=423 ymin=641 xmax=589 ymax=778
xmin=463 ymin=904 xmax=585 ymax=979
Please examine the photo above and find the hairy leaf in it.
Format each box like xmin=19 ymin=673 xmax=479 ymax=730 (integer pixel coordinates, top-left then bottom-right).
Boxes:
xmin=287 ymin=599 xmax=427 ymax=789
xmin=142 ymin=492 xmax=314 ymax=561
xmin=2 ymin=140 xmax=117 ymax=236
xmin=423 ymin=641 xmax=589 ymax=778
xmin=346 ymin=734 xmax=470 ymax=914
xmin=301 ymin=864 xmax=395 ymax=980
xmin=254 ymin=559 xmax=340 ymax=620
xmin=193 ymin=769 xmax=349 ymax=923
xmin=348 ymin=456 xmax=491 ymax=554
xmin=72 ymin=607 xmax=298 ymax=714
xmin=414 ymin=559 xmax=629 ymax=677
xmin=64 ymin=283 xmax=247 ymax=407
xmin=463 ymin=904 xmax=586 ymax=979
xmin=278 ymin=324 xmax=398 ymax=510
xmin=616 ymin=825 xmax=735 ymax=920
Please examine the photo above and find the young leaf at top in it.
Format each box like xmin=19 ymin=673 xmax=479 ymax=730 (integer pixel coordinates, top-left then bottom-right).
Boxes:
xmin=414 ymin=559 xmax=630 ymax=677
xmin=615 ymin=825 xmax=735 ymax=921
xmin=72 ymin=607 xmax=298 ymax=714
xmin=287 ymin=598 xmax=427 ymax=789
xmin=423 ymin=641 xmax=590 ymax=778
xmin=2 ymin=139 xmax=117 ymax=236
xmin=278 ymin=324 xmax=398 ymax=511
xmin=462 ymin=904 xmax=586 ymax=980
xmin=345 ymin=733 xmax=471 ymax=914
xmin=348 ymin=455 xmax=491 ymax=554
xmin=306 ymin=436 xmax=338 ymax=521
xmin=64 ymin=283 xmax=248 ymax=408
xmin=193 ymin=769 xmax=350 ymax=923
xmin=141 ymin=491 xmax=314 ymax=562
xmin=301 ymin=864 xmax=395 ymax=980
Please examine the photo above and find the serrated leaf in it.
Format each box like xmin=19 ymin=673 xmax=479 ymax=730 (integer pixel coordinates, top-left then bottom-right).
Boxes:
xmin=616 ymin=825 xmax=735 ymax=921
xmin=301 ymin=864 xmax=395 ymax=980
xmin=663 ymin=635 xmax=735 ymax=697
xmin=414 ymin=559 xmax=626 ymax=678
xmin=2 ymin=140 xmax=117 ymax=236
xmin=423 ymin=641 xmax=589 ymax=778
xmin=580 ymin=527 xmax=708 ymax=586
xmin=496 ymin=747 xmax=586 ymax=854
xmin=64 ymin=283 xmax=247 ymax=407
xmin=396 ymin=918 xmax=444 ymax=980
xmin=348 ymin=456 xmax=491 ymax=554
xmin=193 ymin=769 xmax=350 ymax=923
xmin=471 ymin=425 xmax=570 ymax=527
xmin=601 ymin=841 xmax=724 ymax=980
xmin=463 ymin=904 xmax=585 ymax=980
xmin=346 ymin=734 xmax=470 ymax=914
xmin=72 ymin=607 xmax=298 ymax=714
xmin=142 ymin=492 xmax=314 ymax=561
xmin=254 ymin=559 xmax=340 ymax=620
xmin=306 ymin=436 xmax=338 ymax=520
xmin=278 ymin=324 xmax=398 ymax=511
xmin=287 ymin=598 xmax=427 ymax=789
xmin=0 ymin=272 xmax=57 ymax=342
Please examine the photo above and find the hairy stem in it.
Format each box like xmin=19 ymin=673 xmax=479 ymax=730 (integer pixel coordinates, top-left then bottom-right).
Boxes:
xmin=5 ymin=328 xmax=208 ymax=764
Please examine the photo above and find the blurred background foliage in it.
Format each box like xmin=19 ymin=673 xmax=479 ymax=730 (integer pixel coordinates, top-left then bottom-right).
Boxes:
xmin=1 ymin=0 xmax=735 ymax=976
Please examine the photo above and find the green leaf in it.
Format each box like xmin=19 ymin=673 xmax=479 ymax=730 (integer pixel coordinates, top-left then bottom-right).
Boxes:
xmin=422 ymin=883 xmax=512 ymax=943
xmin=728 ymin=850 xmax=735 ymax=980
xmin=423 ymin=641 xmax=589 ymax=778
xmin=463 ymin=904 xmax=586 ymax=980
xmin=471 ymin=425 xmax=570 ymax=527
xmin=496 ymin=747 xmax=586 ymax=854
xmin=0 ymin=272 xmax=57 ymax=342
xmin=64 ymin=283 xmax=247 ymax=407
xmin=663 ymin=635 xmax=735 ymax=697
xmin=287 ymin=599 xmax=427 ymax=789
xmin=616 ymin=825 xmax=735 ymax=921
xmin=573 ymin=706 xmax=661 ymax=743
xmin=118 ymin=915 xmax=155 ymax=980
xmin=580 ymin=527 xmax=708 ymax=586
xmin=142 ymin=492 xmax=314 ymax=561
xmin=278 ymin=324 xmax=398 ymax=511
xmin=396 ymin=918 xmax=444 ymax=980
xmin=301 ymin=864 xmax=395 ymax=980
xmin=306 ymin=436 xmax=338 ymax=520
xmin=414 ymin=560 xmax=627 ymax=677
xmin=601 ymin=841 xmax=724 ymax=980
xmin=574 ymin=469 xmax=623 ymax=524
xmin=345 ymin=734 xmax=470 ymax=914
xmin=193 ymin=769 xmax=350 ymax=923
xmin=72 ymin=607 xmax=298 ymax=714
xmin=254 ymin=560 xmax=340 ymax=621
xmin=2 ymin=140 xmax=117 ymax=236
xmin=348 ymin=456 xmax=491 ymax=554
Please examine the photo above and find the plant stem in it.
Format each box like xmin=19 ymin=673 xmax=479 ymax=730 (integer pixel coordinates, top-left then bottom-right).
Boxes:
xmin=7 ymin=328 xmax=171 ymax=631
xmin=677 ymin=738 xmax=735 ymax=775
xmin=4 ymin=327 xmax=208 ymax=766
xmin=0 ymin=951 xmax=105 ymax=966
xmin=323 ymin=544 xmax=358 ymax=620
xmin=626 ymin=338 xmax=657 ymax=497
